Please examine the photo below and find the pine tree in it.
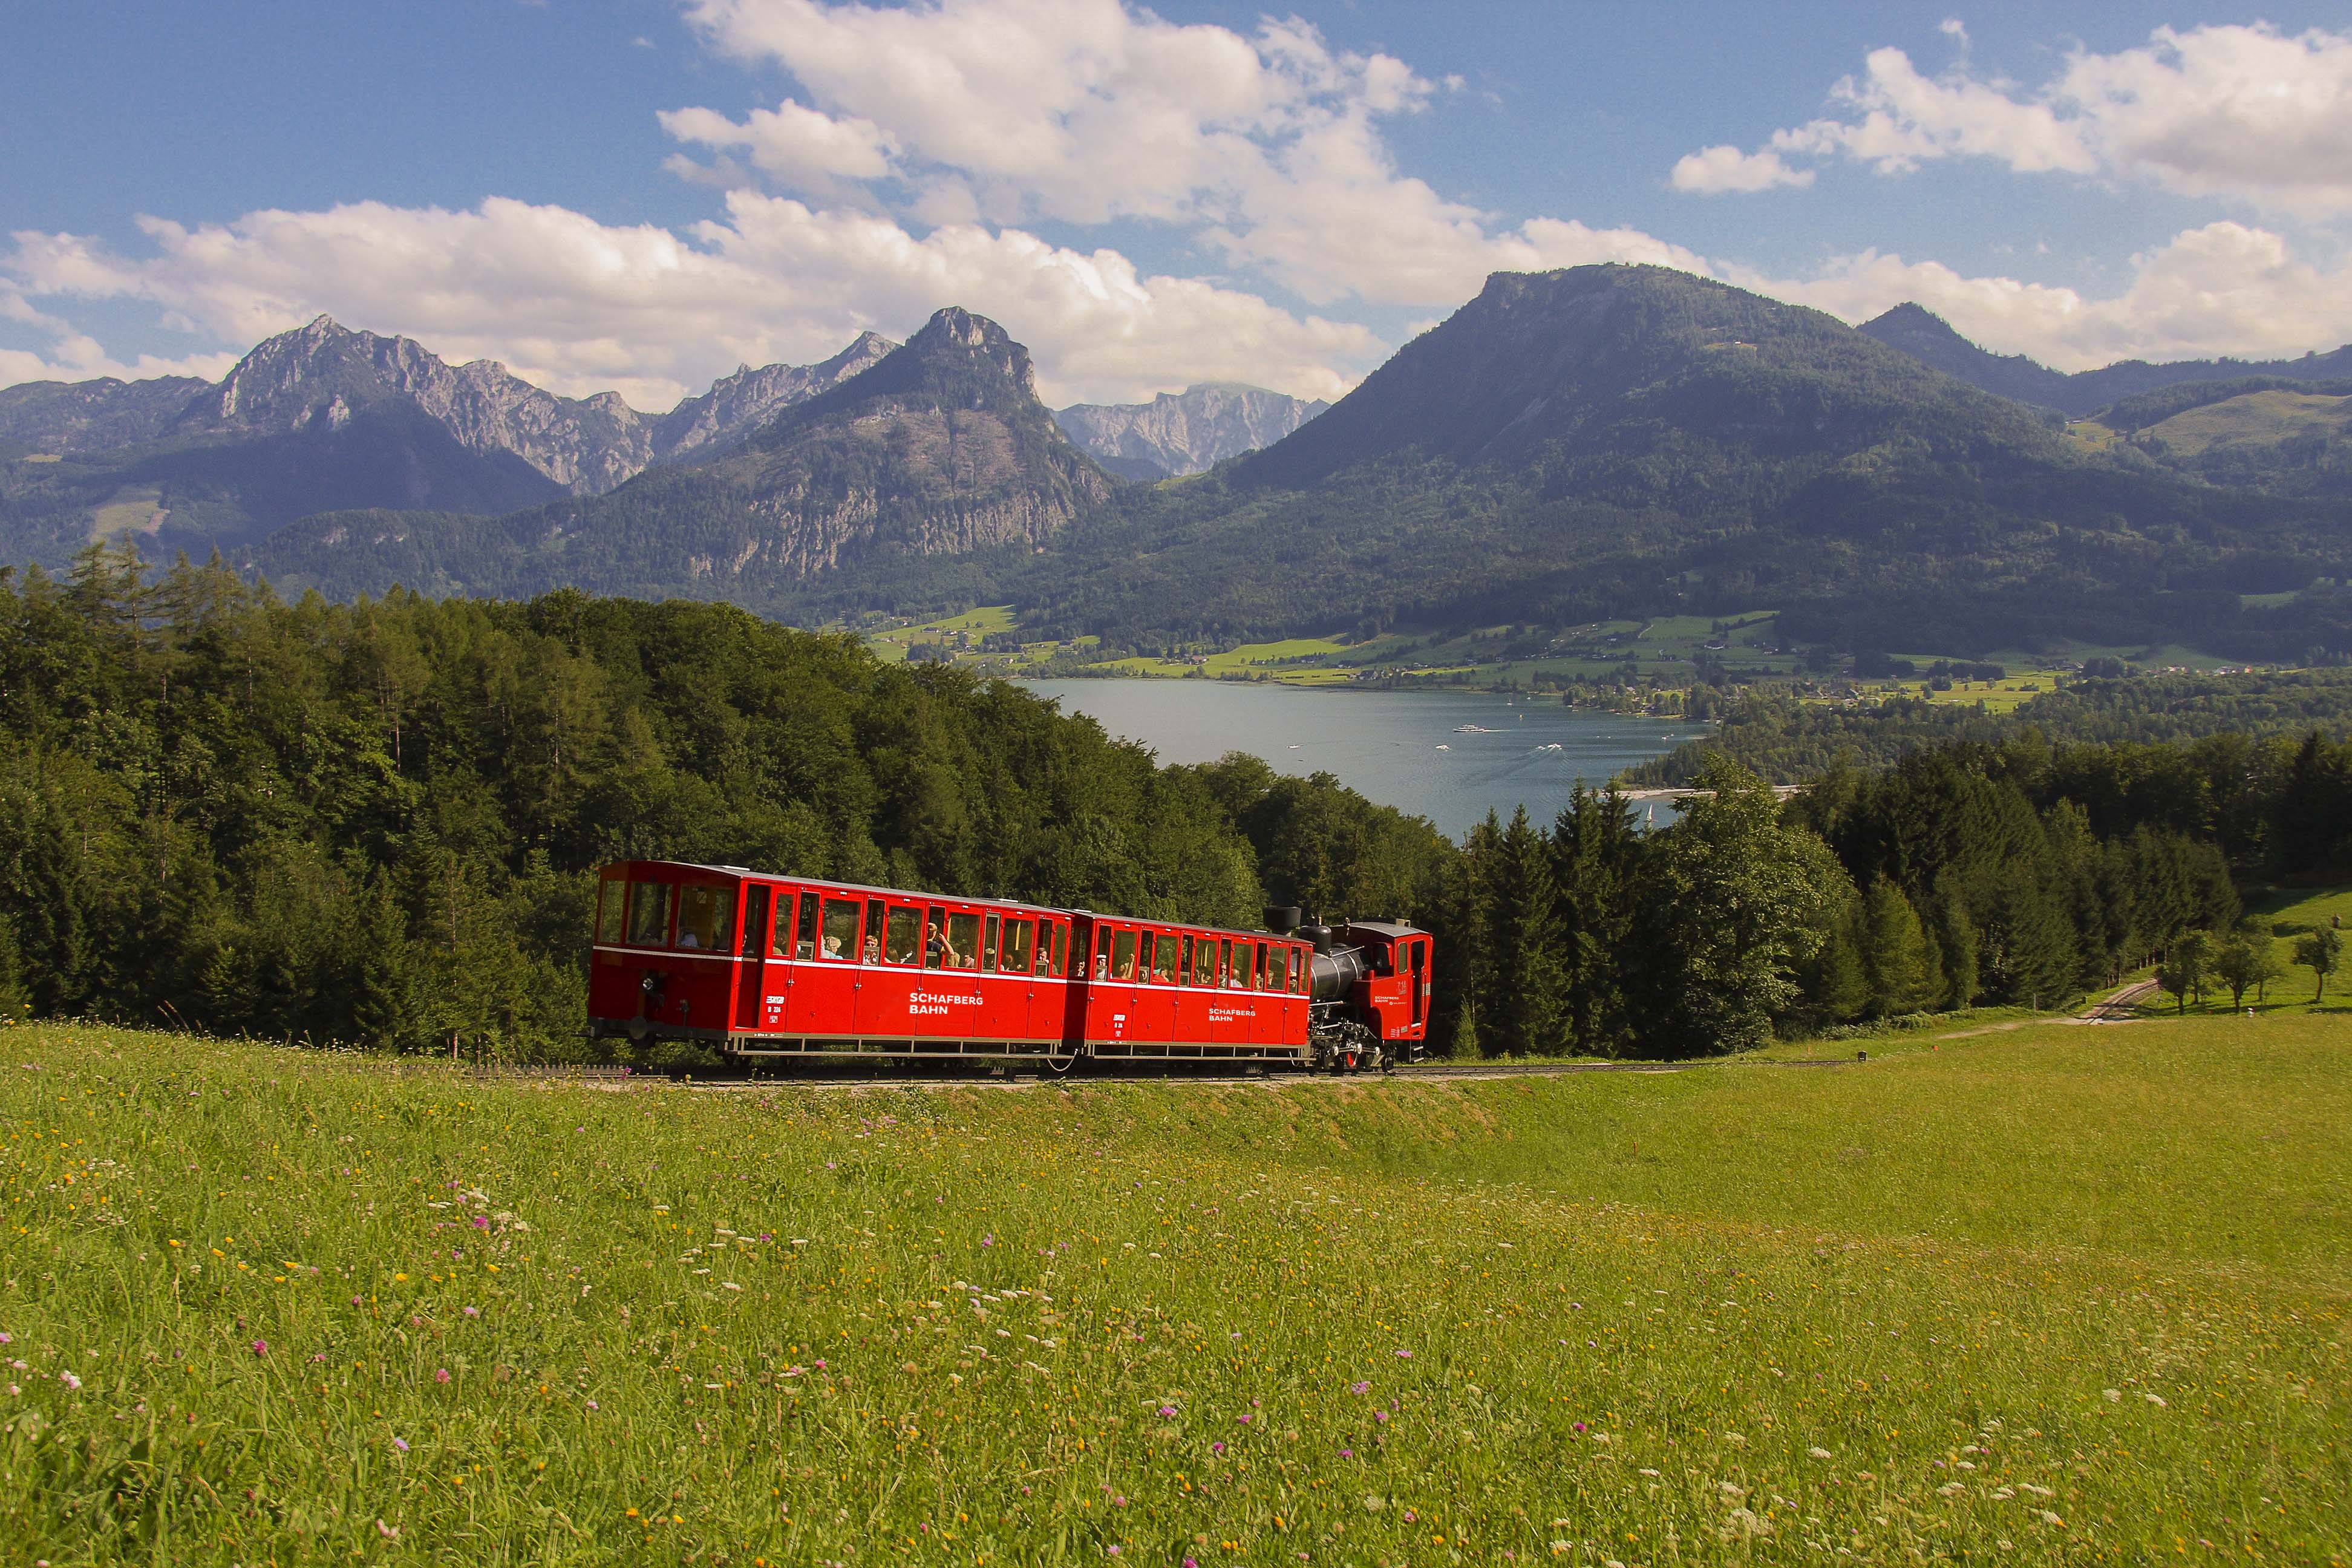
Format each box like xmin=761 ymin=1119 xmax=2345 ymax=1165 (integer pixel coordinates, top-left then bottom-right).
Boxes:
xmin=1550 ymin=785 xmax=1641 ymax=1056
xmin=1922 ymin=875 xmax=1981 ymax=1010
xmin=1859 ymin=880 xmax=1938 ymax=1018
xmin=1480 ymin=805 xmax=1565 ymax=1056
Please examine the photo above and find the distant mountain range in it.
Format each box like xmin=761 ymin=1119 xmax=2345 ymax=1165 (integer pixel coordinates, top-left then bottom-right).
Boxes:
xmin=256 ymin=307 xmax=1114 ymax=601
xmin=8 ymin=267 xmax=2352 ymax=662
xmin=1860 ymin=302 xmax=2352 ymax=417
xmin=1053 ymin=384 xmax=1326 ymax=480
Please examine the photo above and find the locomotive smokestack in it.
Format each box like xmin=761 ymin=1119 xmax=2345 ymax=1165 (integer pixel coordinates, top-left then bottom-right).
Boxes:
xmin=1263 ymin=906 xmax=1302 ymax=935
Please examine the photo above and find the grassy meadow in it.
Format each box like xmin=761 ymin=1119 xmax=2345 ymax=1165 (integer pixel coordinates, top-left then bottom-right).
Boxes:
xmin=3 ymin=1016 xmax=2347 ymax=1564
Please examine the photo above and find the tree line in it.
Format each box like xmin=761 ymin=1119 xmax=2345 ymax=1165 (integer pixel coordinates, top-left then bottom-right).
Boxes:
xmin=1 ymin=545 xmax=2339 ymax=1062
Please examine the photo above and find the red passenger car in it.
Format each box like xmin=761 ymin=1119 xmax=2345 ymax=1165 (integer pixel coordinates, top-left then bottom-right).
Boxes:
xmin=590 ymin=861 xmax=1073 ymax=1061
xmin=587 ymin=860 xmax=1432 ymax=1072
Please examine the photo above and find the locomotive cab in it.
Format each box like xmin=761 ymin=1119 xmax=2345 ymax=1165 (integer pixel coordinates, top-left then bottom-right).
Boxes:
xmin=1292 ymin=916 xmax=1434 ymax=1073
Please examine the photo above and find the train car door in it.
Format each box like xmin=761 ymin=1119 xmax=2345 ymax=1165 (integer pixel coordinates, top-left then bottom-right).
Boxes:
xmin=1408 ymin=938 xmax=1430 ymax=1037
xmin=1126 ymin=928 xmax=1173 ymax=1050
xmin=993 ymin=915 xmax=1037 ymax=1043
xmin=784 ymin=890 xmax=865 ymax=1040
xmin=1174 ymin=934 xmax=1214 ymax=1050
xmin=1036 ymin=918 xmax=1074 ymax=1045
xmin=733 ymin=884 xmax=771 ymax=1030
xmin=855 ymin=899 xmax=921 ymax=1039
xmin=1086 ymin=924 xmax=1138 ymax=1051
xmin=1204 ymin=938 xmax=1248 ymax=1050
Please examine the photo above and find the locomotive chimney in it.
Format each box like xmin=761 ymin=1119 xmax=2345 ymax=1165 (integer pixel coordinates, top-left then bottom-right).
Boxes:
xmin=1263 ymin=906 xmax=1302 ymax=935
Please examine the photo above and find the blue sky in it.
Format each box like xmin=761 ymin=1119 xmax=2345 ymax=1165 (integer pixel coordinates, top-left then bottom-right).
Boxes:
xmin=5 ymin=1 xmax=2350 ymax=408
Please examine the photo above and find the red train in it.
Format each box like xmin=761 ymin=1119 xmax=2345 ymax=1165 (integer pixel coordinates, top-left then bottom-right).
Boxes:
xmin=587 ymin=860 xmax=1433 ymax=1073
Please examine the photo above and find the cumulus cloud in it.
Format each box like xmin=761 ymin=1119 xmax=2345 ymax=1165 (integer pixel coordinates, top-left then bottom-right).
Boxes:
xmin=0 ymin=275 xmax=238 ymax=387
xmin=1730 ymin=221 xmax=2352 ymax=372
xmin=1678 ymin=23 xmax=2352 ymax=215
xmin=5 ymin=195 xmax=1379 ymax=409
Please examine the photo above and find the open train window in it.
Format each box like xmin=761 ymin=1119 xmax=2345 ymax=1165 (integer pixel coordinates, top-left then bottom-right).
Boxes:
xmin=626 ymin=881 xmax=671 ymax=946
xmin=884 ymin=906 xmax=921 ymax=965
xmin=771 ymin=892 xmax=798 ymax=958
xmin=1253 ymin=942 xmax=1270 ymax=990
xmin=1047 ymin=921 xmax=1067 ymax=978
xmin=674 ymin=884 xmax=734 ymax=951
xmin=999 ymin=918 xmax=1034 ymax=975
xmin=595 ymin=879 xmax=626 ymax=944
xmin=819 ymin=898 xmax=861 ymax=961
xmin=983 ymin=913 xmax=1001 ymax=972
xmin=793 ymin=893 xmax=819 ymax=959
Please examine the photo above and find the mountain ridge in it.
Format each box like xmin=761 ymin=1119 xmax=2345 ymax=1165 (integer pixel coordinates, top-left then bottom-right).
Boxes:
xmin=1860 ymin=302 xmax=2352 ymax=417
xmin=1054 ymin=384 xmax=1328 ymax=479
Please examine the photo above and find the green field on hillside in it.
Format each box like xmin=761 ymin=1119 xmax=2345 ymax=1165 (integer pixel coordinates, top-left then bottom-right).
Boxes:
xmin=5 ymin=1020 xmax=2345 ymax=1564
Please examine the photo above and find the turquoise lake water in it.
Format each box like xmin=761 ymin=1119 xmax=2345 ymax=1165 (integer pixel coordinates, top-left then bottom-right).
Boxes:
xmin=1022 ymin=679 xmax=1709 ymax=841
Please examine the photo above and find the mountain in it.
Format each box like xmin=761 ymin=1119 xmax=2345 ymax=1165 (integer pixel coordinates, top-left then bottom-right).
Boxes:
xmin=1016 ymin=264 xmax=2350 ymax=658
xmin=174 ymin=315 xmax=652 ymax=494
xmin=650 ymin=332 xmax=896 ymax=461
xmin=253 ymin=307 xmax=1114 ymax=603
xmin=1861 ymin=302 xmax=2352 ymax=417
xmin=0 ymin=319 xmax=923 ymax=568
xmin=2072 ymin=376 xmax=2352 ymax=499
xmin=0 ymin=375 xmax=212 ymax=455
xmin=1053 ymin=384 xmax=1328 ymax=479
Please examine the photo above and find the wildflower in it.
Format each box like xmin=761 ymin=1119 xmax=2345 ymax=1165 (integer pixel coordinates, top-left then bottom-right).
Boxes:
xmin=2102 ymin=1389 xmax=2120 ymax=1402
xmin=1402 ymin=1510 xmax=1417 ymax=1524
xmin=1211 ymin=1441 xmax=1226 ymax=1455
xmin=59 ymin=1371 xmax=81 ymax=1390
xmin=1373 ymin=1410 xmax=1389 ymax=1424
xmin=350 ymin=1295 xmax=362 ymax=1307
xmin=0 ymin=1333 xmax=8 ymax=1344
xmin=1808 ymin=1447 xmax=1832 ymax=1460
xmin=376 ymin=1520 xmax=400 ymax=1541
xmin=586 ymin=1401 xmax=599 ymax=1411
xmin=434 ymin=1368 xmax=451 ymax=1385
xmin=252 ymin=1340 xmax=269 ymax=1357
xmin=1572 ymin=1420 xmax=1587 ymax=1434
xmin=463 ymin=1306 xmax=480 ymax=1318
xmin=472 ymin=1215 xmax=491 ymax=1230
xmin=2038 ymin=1511 xmax=2065 ymax=1527
xmin=1339 ymin=1448 xmax=1353 ymax=1458
xmin=393 ymin=1437 xmax=410 ymax=1452
xmin=1395 ymin=1348 xmax=1413 ymax=1359
xmin=2143 ymin=1393 xmax=2167 ymax=1407
xmin=1350 ymin=1381 xmax=1370 ymax=1395
xmin=1159 ymin=1405 xmax=1180 ymax=1419
xmin=1237 ymin=1413 xmax=1253 ymax=1425
xmin=311 ymin=1353 xmax=327 ymax=1364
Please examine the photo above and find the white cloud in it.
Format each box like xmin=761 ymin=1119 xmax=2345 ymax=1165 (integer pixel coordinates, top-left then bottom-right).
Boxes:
xmin=5 ymin=195 xmax=1379 ymax=409
xmin=0 ymin=275 xmax=238 ymax=387
xmin=1730 ymin=221 xmax=2352 ymax=372
xmin=1680 ymin=24 xmax=2352 ymax=215
xmin=1670 ymin=143 xmax=1815 ymax=194
xmin=657 ymin=102 xmax=897 ymax=188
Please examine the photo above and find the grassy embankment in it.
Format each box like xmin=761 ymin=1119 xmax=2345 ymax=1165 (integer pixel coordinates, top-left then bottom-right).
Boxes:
xmin=5 ymin=1013 xmax=2345 ymax=1564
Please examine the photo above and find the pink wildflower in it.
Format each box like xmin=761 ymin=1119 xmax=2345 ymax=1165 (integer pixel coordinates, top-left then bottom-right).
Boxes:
xmin=434 ymin=1368 xmax=451 ymax=1385
xmin=1350 ymin=1381 xmax=1370 ymax=1395
xmin=252 ymin=1340 xmax=268 ymax=1357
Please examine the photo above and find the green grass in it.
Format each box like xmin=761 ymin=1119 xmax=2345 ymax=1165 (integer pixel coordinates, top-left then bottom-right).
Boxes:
xmin=2142 ymin=884 xmax=2352 ymax=1018
xmin=4 ymin=1019 xmax=2347 ymax=1563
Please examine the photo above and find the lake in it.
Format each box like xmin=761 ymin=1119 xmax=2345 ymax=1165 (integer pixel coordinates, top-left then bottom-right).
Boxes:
xmin=1022 ymin=678 xmax=1710 ymax=840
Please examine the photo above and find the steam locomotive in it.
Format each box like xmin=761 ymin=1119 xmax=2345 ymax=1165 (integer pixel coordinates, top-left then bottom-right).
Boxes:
xmin=586 ymin=860 xmax=1433 ymax=1073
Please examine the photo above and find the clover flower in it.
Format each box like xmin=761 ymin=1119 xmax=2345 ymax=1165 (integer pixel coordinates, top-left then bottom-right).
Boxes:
xmin=252 ymin=1340 xmax=268 ymax=1357
xmin=393 ymin=1437 xmax=410 ymax=1452
xmin=434 ymin=1368 xmax=451 ymax=1384
xmin=1350 ymin=1381 xmax=1370 ymax=1395
xmin=59 ymin=1371 xmax=81 ymax=1390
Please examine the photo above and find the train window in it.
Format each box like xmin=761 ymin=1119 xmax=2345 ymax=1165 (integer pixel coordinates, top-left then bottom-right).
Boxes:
xmin=864 ymin=899 xmax=886 ymax=962
xmin=1290 ymin=947 xmax=1306 ymax=992
xmin=1091 ymin=927 xmax=1111 ymax=979
xmin=884 ymin=906 xmax=921 ymax=965
xmin=771 ymin=892 xmax=797 ymax=958
xmin=674 ymin=884 xmax=733 ymax=951
xmin=1111 ymin=929 xmax=1138 ymax=981
xmin=595 ymin=880 xmax=626 ymax=944
xmin=1177 ymin=935 xmax=1194 ymax=984
xmin=819 ymin=898 xmax=861 ymax=961
xmin=1047 ymin=921 xmax=1067 ymax=978
xmin=1192 ymin=936 xmax=1217 ymax=987
xmin=947 ymin=913 xmax=980 ymax=970
xmin=1253 ymin=942 xmax=1270 ymax=990
xmin=1150 ymin=932 xmax=1177 ymax=984
xmin=982 ymin=913 xmax=1001 ymax=972
xmin=1223 ymin=939 xmax=1245 ymax=988
xmin=626 ymin=881 xmax=671 ymax=946
xmin=792 ymin=893 xmax=819 ymax=959
xmin=740 ymin=887 xmax=769 ymax=957
xmin=1000 ymin=918 xmax=1034 ymax=975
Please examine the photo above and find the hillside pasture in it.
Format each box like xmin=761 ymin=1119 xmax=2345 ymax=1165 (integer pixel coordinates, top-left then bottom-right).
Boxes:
xmin=1 ymin=1018 xmax=2344 ymax=1564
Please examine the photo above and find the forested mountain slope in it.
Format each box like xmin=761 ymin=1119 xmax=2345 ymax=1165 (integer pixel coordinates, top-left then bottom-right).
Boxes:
xmin=253 ymin=308 xmax=1116 ymax=604
xmin=1016 ymin=266 xmax=2352 ymax=656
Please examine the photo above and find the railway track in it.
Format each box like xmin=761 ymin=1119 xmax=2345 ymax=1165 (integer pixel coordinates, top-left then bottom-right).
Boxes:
xmin=498 ymin=1054 xmax=1869 ymax=1091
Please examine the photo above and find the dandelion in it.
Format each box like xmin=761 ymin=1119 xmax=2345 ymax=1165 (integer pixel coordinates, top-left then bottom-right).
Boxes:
xmin=434 ymin=1368 xmax=451 ymax=1384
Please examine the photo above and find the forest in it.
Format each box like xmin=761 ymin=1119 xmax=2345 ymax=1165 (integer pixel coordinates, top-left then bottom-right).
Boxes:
xmin=2 ymin=544 xmax=2347 ymax=1062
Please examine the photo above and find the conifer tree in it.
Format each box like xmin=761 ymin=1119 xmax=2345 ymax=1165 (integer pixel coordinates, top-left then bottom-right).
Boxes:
xmin=1479 ymin=805 xmax=1565 ymax=1056
xmin=1860 ymin=880 xmax=1939 ymax=1017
